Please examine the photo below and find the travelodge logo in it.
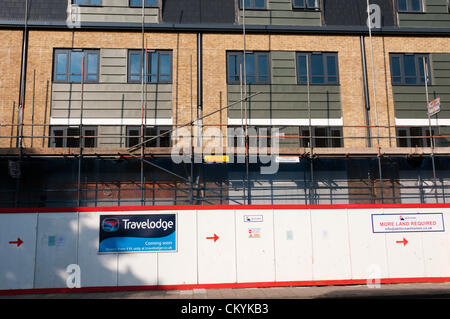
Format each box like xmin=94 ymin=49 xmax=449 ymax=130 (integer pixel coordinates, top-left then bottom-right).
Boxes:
xmin=102 ymin=218 xmax=120 ymax=232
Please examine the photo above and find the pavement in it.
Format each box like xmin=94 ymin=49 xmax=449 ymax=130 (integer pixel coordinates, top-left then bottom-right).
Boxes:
xmin=1 ymin=282 xmax=449 ymax=299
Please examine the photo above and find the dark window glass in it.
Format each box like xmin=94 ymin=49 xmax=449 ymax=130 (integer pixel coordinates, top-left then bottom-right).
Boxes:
xmin=53 ymin=49 xmax=99 ymax=84
xmin=129 ymin=0 xmax=159 ymax=7
xmin=391 ymin=56 xmax=402 ymax=83
xmin=50 ymin=126 xmax=97 ymax=148
xmin=73 ymin=0 xmax=102 ymax=5
xmin=299 ymin=126 xmax=343 ymax=148
xmin=127 ymin=126 xmax=172 ymax=148
xmin=127 ymin=128 xmax=140 ymax=148
xmin=227 ymin=52 xmax=270 ymax=84
xmin=293 ymin=0 xmax=319 ymax=9
xmin=396 ymin=127 xmax=437 ymax=148
xmin=239 ymin=0 xmax=266 ymax=9
xmin=84 ymin=128 xmax=96 ymax=148
xmin=296 ymin=52 xmax=339 ymax=85
xmin=390 ymin=54 xmax=431 ymax=86
xmin=397 ymin=0 xmax=423 ymax=12
xmin=128 ymin=50 xmax=172 ymax=83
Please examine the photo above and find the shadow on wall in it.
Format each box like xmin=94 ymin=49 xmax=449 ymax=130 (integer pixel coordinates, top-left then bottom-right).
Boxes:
xmin=8 ymin=210 xmax=178 ymax=295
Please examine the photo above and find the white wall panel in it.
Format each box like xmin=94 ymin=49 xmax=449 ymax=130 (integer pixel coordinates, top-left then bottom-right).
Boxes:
xmin=157 ymin=210 xmax=197 ymax=285
xmin=413 ymin=208 xmax=450 ymax=277
xmin=34 ymin=213 xmax=78 ymax=289
xmin=347 ymin=209 xmax=389 ymax=280
xmin=0 ymin=214 xmax=37 ymax=290
xmin=311 ymin=210 xmax=352 ymax=280
xmin=383 ymin=209 xmax=426 ymax=278
xmin=118 ymin=254 xmax=158 ymax=287
xmin=235 ymin=210 xmax=275 ymax=283
xmin=197 ymin=210 xmax=236 ymax=284
xmin=113 ymin=211 xmax=160 ymax=287
xmin=78 ymin=212 xmax=118 ymax=287
xmin=273 ymin=209 xmax=313 ymax=282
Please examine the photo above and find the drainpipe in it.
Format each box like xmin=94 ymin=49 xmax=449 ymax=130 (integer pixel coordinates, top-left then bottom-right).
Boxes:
xmin=17 ymin=0 xmax=29 ymax=150
xmin=360 ymin=35 xmax=372 ymax=147
xmin=197 ymin=33 xmax=203 ymax=149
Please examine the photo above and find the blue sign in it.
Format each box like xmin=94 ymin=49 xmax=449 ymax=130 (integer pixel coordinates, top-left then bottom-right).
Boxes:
xmin=99 ymin=214 xmax=177 ymax=253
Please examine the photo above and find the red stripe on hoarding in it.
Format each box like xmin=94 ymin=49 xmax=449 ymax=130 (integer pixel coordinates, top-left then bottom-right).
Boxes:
xmin=0 ymin=277 xmax=449 ymax=296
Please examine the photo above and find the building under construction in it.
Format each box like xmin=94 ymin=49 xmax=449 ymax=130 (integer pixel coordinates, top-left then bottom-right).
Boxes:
xmin=2 ymin=0 xmax=450 ymax=208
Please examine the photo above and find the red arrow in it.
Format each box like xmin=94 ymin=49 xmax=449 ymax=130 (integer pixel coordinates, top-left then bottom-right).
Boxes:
xmin=396 ymin=238 xmax=408 ymax=246
xmin=206 ymin=234 xmax=219 ymax=243
xmin=9 ymin=238 xmax=23 ymax=247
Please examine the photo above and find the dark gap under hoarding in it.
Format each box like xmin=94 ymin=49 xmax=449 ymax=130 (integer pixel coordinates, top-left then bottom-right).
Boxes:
xmin=99 ymin=214 xmax=177 ymax=253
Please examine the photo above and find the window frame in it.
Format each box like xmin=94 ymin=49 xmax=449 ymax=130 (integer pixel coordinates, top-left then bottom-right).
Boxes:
xmin=300 ymin=126 xmax=343 ymax=148
xmin=239 ymin=0 xmax=267 ymax=10
xmin=53 ymin=49 xmax=100 ymax=84
xmin=390 ymin=53 xmax=431 ymax=86
xmin=397 ymin=0 xmax=424 ymax=13
xmin=49 ymin=126 xmax=98 ymax=148
xmin=129 ymin=0 xmax=159 ymax=8
xmin=126 ymin=126 xmax=172 ymax=148
xmin=292 ymin=0 xmax=320 ymax=10
xmin=226 ymin=51 xmax=271 ymax=85
xmin=127 ymin=49 xmax=173 ymax=84
xmin=396 ymin=126 xmax=436 ymax=148
xmin=296 ymin=52 xmax=340 ymax=85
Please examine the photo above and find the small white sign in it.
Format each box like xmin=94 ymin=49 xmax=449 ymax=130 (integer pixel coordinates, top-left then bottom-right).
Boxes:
xmin=244 ymin=215 xmax=264 ymax=223
xmin=427 ymin=98 xmax=441 ymax=117
xmin=372 ymin=213 xmax=445 ymax=233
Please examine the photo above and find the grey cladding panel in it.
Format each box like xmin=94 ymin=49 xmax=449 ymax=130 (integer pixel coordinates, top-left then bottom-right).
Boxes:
xmin=51 ymin=83 xmax=173 ymax=119
xmin=239 ymin=0 xmax=322 ymax=26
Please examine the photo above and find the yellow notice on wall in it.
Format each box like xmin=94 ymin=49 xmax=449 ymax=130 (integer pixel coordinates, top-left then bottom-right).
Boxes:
xmin=204 ymin=155 xmax=230 ymax=163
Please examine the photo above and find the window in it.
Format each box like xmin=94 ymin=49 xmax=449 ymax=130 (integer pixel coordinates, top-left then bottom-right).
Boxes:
xmin=227 ymin=51 xmax=270 ymax=84
xmin=239 ymin=0 xmax=266 ymax=10
xmin=296 ymin=52 xmax=339 ymax=85
xmin=397 ymin=0 xmax=423 ymax=12
xmin=50 ymin=126 xmax=97 ymax=148
xmin=293 ymin=0 xmax=320 ymax=10
xmin=128 ymin=50 xmax=172 ymax=83
xmin=129 ymin=0 xmax=159 ymax=7
xmin=53 ymin=49 xmax=99 ymax=83
xmin=300 ymin=126 xmax=343 ymax=148
xmin=396 ymin=127 xmax=435 ymax=148
xmin=390 ymin=53 xmax=431 ymax=85
xmin=72 ymin=0 xmax=102 ymax=6
xmin=126 ymin=126 xmax=172 ymax=148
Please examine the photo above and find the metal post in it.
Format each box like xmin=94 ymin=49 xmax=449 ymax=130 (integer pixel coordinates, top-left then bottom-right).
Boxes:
xmin=367 ymin=0 xmax=384 ymax=203
xmin=77 ymin=56 xmax=85 ymax=207
xmin=140 ymin=1 xmax=146 ymax=206
xmin=31 ymin=69 xmax=36 ymax=147
xmin=306 ymin=55 xmax=315 ymax=204
xmin=190 ymin=54 xmax=194 ymax=205
xmin=423 ymin=56 xmax=439 ymax=203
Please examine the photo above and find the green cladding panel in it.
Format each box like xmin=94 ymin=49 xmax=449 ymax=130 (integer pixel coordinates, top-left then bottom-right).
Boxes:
xmin=393 ymin=54 xmax=450 ymax=119
xmin=227 ymin=51 xmax=342 ymax=120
